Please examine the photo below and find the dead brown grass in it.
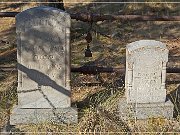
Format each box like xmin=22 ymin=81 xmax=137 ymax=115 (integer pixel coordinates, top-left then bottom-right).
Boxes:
xmin=0 ymin=1 xmax=179 ymax=134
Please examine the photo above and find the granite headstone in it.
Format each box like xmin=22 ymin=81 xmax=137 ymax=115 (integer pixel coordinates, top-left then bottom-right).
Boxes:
xmin=10 ymin=6 xmax=77 ymax=124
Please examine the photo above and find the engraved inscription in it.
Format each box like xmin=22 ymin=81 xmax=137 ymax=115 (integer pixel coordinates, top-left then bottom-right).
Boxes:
xmin=34 ymin=55 xmax=55 ymax=60
xmin=27 ymin=64 xmax=62 ymax=70
xmin=133 ymin=49 xmax=162 ymax=102
xmin=21 ymin=26 xmax=66 ymax=85
xmin=17 ymin=18 xmax=67 ymax=33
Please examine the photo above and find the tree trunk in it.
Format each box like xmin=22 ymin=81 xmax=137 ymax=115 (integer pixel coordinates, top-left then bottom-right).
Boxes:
xmin=48 ymin=0 xmax=65 ymax=11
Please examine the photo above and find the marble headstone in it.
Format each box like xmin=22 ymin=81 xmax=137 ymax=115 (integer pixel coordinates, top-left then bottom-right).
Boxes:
xmin=126 ymin=40 xmax=168 ymax=103
xmin=119 ymin=40 xmax=173 ymax=119
xmin=10 ymin=6 xmax=77 ymax=124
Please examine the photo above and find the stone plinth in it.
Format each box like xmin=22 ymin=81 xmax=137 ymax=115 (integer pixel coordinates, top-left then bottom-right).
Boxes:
xmin=118 ymin=97 xmax=173 ymax=120
xmin=10 ymin=106 xmax=77 ymax=124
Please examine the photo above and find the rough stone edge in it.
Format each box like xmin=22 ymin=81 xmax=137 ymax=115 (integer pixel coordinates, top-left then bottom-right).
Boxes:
xmin=126 ymin=40 xmax=167 ymax=52
xmin=118 ymin=97 xmax=174 ymax=120
xmin=16 ymin=6 xmax=70 ymax=21
xmin=16 ymin=6 xmax=71 ymax=33
xmin=10 ymin=106 xmax=78 ymax=125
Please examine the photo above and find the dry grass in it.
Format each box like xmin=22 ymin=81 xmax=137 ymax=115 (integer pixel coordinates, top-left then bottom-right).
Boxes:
xmin=0 ymin=1 xmax=180 ymax=134
xmin=0 ymin=73 xmax=17 ymax=130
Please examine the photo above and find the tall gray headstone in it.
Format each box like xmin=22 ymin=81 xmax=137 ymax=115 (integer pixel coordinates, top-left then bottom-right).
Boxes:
xmin=119 ymin=40 xmax=173 ymax=120
xmin=10 ymin=6 xmax=77 ymax=124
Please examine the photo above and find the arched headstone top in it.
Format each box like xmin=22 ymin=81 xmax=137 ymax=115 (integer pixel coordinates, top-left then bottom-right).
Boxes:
xmin=16 ymin=6 xmax=70 ymax=32
xmin=126 ymin=40 xmax=168 ymax=52
xmin=126 ymin=40 xmax=168 ymax=63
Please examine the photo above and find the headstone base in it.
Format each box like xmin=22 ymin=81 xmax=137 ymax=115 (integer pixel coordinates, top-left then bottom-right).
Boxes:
xmin=10 ymin=106 xmax=78 ymax=125
xmin=118 ymin=97 xmax=173 ymax=120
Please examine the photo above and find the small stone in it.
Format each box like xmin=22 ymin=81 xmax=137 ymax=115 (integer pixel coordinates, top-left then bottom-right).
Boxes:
xmin=119 ymin=40 xmax=173 ymax=120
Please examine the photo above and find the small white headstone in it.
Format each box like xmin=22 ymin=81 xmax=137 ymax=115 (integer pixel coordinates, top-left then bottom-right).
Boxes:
xmin=125 ymin=40 xmax=168 ymax=103
xmin=118 ymin=40 xmax=173 ymax=119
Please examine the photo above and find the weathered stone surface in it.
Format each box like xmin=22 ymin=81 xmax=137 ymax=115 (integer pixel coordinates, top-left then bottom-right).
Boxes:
xmin=11 ymin=6 xmax=77 ymax=124
xmin=125 ymin=40 xmax=169 ymax=103
xmin=121 ymin=40 xmax=174 ymax=119
xmin=118 ymin=97 xmax=173 ymax=120
xmin=10 ymin=106 xmax=78 ymax=124
xmin=16 ymin=6 xmax=71 ymax=108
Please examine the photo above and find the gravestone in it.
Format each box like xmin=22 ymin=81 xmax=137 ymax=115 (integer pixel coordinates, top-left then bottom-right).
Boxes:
xmin=119 ymin=40 xmax=173 ymax=119
xmin=10 ymin=6 xmax=77 ymax=124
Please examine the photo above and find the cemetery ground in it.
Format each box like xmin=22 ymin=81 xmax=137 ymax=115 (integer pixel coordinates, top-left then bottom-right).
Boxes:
xmin=0 ymin=1 xmax=180 ymax=134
